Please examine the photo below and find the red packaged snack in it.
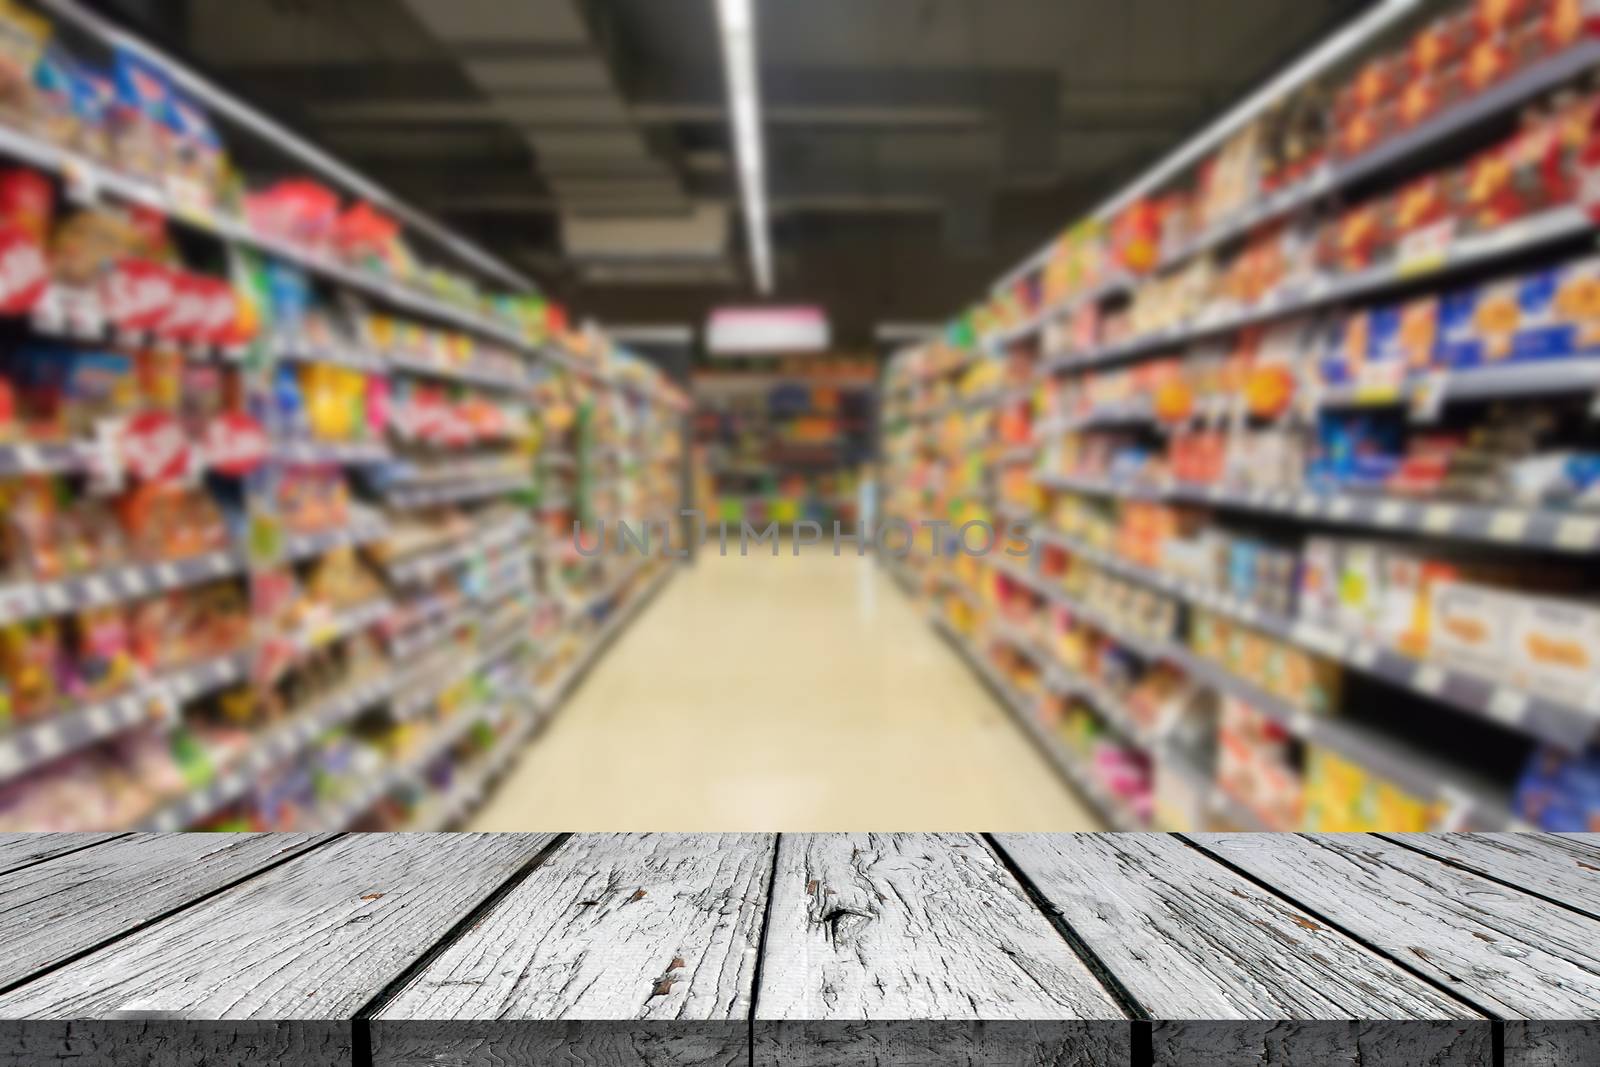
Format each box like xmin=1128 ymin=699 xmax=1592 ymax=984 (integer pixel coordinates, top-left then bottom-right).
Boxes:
xmin=0 ymin=168 xmax=52 ymax=315
xmin=245 ymin=179 xmax=340 ymax=250
xmin=0 ymin=168 xmax=53 ymax=242
xmin=1352 ymin=55 xmax=1400 ymax=111
xmin=1465 ymin=32 xmax=1510 ymax=91
xmin=1399 ymin=74 xmax=1440 ymax=128
xmin=1476 ymin=0 xmax=1534 ymax=34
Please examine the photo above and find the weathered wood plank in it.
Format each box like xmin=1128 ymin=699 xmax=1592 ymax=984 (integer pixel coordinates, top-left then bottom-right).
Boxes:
xmin=1195 ymin=833 xmax=1600 ymax=1018
xmin=0 ymin=833 xmax=123 ymax=876
xmin=0 ymin=833 xmax=326 ymax=991
xmin=373 ymin=1021 xmax=744 ymax=1067
xmin=0 ymin=833 xmax=557 ymax=1024
xmin=1152 ymin=1021 xmax=1489 ymax=1067
xmin=1379 ymin=833 xmax=1600 ymax=920
xmin=372 ymin=833 xmax=775 ymax=1066
xmin=1504 ymin=1021 xmax=1600 ymax=1066
xmin=753 ymin=833 xmax=1126 ymax=1067
xmin=0 ymin=1021 xmax=352 ymax=1067
xmin=993 ymin=833 xmax=1481 ymax=1020
xmin=753 ymin=1021 xmax=1131 ymax=1067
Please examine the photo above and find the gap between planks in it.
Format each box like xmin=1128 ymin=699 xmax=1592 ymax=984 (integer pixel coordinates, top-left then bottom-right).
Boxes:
xmin=981 ymin=832 xmax=1152 ymax=1022
xmin=1176 ymin=833 xmax=1505 ymax=1021
xmin=0 ymin=833 xmax=344 ymax=999
xmin=353 ymin=831 xmax=575 ymax=1024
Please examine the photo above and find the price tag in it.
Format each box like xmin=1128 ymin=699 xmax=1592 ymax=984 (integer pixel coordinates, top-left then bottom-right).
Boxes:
xmin=1422 ymin=503 xmax=1457 ymax=532
xmin=83 ymin=575 xmax=111 ymax=605
xmin=1414 ymin=662 xmax=1448 ymax=695
xmin=85 ymin=701 xmax=114 ymax=736
xmin=1408 ymin=372 xmax=1449 ymax=424
xmin=1488 ymin=509 xmax=1530 ymax=542
xmin=1395 ymin=219 xmax=1456 ymax=276
xmin=1486 ymin=687 xmax=1528 ymax=725
xmin=1374 ymin=499 xmax=1407 ymax=526
xmin=121 ymin=568 xmax=149 ymax=597
xmin=1554 ymin=515 xmax=1600 ymax=550
xmin=62 ymin=158 xmax=101 ymax=205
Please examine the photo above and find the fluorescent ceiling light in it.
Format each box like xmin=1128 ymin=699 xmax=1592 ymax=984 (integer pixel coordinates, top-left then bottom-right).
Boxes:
xmin=992 ymin=0 xmax=1421 ymax=294
xmin=714 ymin=0 xmax=773 ymax=293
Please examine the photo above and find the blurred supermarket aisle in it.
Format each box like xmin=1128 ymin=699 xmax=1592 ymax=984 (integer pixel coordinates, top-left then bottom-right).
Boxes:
xmin=468 ymin=546 xmax=1099 ymax=831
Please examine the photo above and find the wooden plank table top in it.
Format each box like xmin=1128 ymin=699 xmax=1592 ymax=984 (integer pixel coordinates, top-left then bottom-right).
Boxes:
xmin=0 ymin=832 xmax=1593 ymax=1067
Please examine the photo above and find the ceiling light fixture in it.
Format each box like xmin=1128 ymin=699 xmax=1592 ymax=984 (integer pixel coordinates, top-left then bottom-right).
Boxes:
xmin=993 ymin=0 xmax=1421 ymax=294
xmin=714 ymin=0 xmax=774 ymax=294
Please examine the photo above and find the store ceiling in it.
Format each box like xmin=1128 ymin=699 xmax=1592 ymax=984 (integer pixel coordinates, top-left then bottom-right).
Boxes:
xmin=111 ymin=0 xmax=1373 ymax=347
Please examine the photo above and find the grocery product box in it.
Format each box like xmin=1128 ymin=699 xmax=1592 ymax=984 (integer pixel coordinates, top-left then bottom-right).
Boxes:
xmin=1435 ymin=277 xmax=1522 ymax=368
xmin=1513 ymin=257 xmax=1600 ymax=361
xmin=1429 ymin=578 xmax=1518 ymax=675
xmin=1508 ymin=594 xmax=1600 ymax=707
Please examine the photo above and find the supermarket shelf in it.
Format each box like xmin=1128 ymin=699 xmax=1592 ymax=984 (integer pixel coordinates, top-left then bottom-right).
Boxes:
xmin=1027 ymin=524 xmax=1600 ymax=750
xmin=292 ymin=596 xmax=393 ymax=655
xmin=1155 ymin=42 xmax=1600 ymax=272
xmin=138 ymin=671 xmax=397 ymax=831
xmin=0 ymin=125 xmax=537 ymax=351
xmin=382 ymin=516 xmax=529 ymax=585
xmin=992 ymin=553 xmax=1527 ymax=829
xmin=534 ymin=563 xmax=675 ymax=713
xmin=386 ymin=353 xmax=528 ymax=392
xmin=270 ymin=337 xmax=387 ymax=374
xmin=1159 ymin=746 xmax=1274 ymax=830
xmin=282 ymin=516 xmax=389 ymax=562
xmin=0 ymin=650 xmax=250 ymax=783
xmin=407 ymin=706 xmax=539 ymax=831
xmin=276 ymin=439 xmax=392 ymax=466
xmin=1043 ymin=205 xmax=1595 ymax=373
xmin=0 ymin=549 xmax=246 ymax=627
xmin=324 ymin=697 xmax=516 ymax=830
xmin=928 ymin=613 xmax=1143 ymax=830
xmin=0 ymin=440 xmax=97 ymax=477
xmin=387 ymin=475 xmax=532 ymax=510
xmin=390 ymin=626 xmax=530 ymax=722
xmin=1034 ymin=470 xmax=1600 ymax=553
xmin=982 ymin=275 xmax=1134 ymax=351
xmin=1317 ymin=358 xmax=1600 ymax=410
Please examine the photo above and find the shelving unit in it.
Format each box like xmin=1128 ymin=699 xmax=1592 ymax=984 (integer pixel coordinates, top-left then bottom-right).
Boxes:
xmin=693 ymin=366 xmax=874 ymax=530
xmin=883 ymin=3 xmax=1600 ymax=834
xmin=0 ymin=0 xmax=686 ymax=832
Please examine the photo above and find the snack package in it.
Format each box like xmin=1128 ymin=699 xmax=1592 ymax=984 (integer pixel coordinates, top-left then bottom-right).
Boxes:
xmin=1429 ymin=578 xmax=1519 ymax=674
xmin=1508 ymin=594 xmax=1600 ymax=705
xmin=1434 ymin=277 xmax=1522 ymax=368
xmin=1515 ymin=256 xmax=1600 ymax=360
xmin=1514 ymin=745 xmax=1600 ymax=831
xmin=111 ymin=47 xmax=178 ymax=179
xmin=0 ymin=0 xmax=48 ymax=128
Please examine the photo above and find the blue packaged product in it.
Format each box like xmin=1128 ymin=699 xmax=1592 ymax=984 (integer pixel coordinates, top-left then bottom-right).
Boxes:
xmin=1513 ymin=256 xmax=1600 ymax=362
xmin=1434 ymin=277 xmax=1521 ymax=369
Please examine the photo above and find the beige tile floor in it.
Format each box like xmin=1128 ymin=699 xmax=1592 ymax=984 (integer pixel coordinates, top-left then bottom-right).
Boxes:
xmin=467 ymin=545 xmax=1101 ymax=831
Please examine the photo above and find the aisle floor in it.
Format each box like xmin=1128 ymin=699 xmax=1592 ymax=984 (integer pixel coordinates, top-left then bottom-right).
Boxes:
xmin=469 ymin=547 xmax=1101 ymax=830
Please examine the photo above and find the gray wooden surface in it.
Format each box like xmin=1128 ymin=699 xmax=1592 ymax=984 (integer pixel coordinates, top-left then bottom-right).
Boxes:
xmin=0 ymin=833 xmax=124 ymax=876
xmin=753 ymin=833 xmax=1128 ymax=1066
xmin=1196 ymin=833 xmax=1600 ymax=1018
xmin=0 ymin=833 xmax=325 ymax=990
xmin=0 ymin=832 xmax=1594 ymax=1067
xmin=372 ymin=833 xmax=774 ymax=1066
